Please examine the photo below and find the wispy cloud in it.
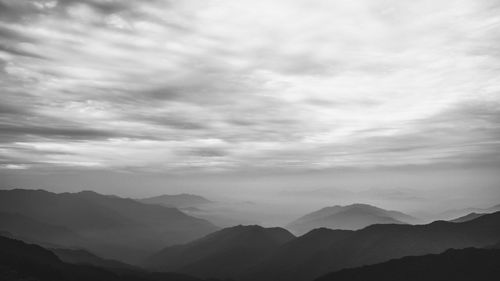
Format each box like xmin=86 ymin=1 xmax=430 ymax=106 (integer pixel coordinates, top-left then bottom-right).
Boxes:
xmin=0 ymin=0 xmax=499 ymax=172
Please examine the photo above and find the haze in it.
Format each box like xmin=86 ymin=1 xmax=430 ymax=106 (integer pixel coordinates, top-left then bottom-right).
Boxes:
xmin=1 ymin=0 xmax=500 ymax=225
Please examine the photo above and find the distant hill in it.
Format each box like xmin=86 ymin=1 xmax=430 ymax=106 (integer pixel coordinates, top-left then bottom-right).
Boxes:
xmin=286 ymin=203 xmax=416 ymax=235
xmin=246 ymin=211 xmax=500 ymax=281
xmin=144 ymin=225 xmax=295 ymax=279
xmin=451 ymin=212 xmax=486 ymax=223
xmin=438 ymin=203 xmax=500 ymax=220
xmin=314 ymin=248 xmax=500 ymax=281
xmin=140 ymin=195 xmax=264 ymax=228
xmin=0 ymin=189 xmax=218 ymax=263
xmin=139 ymin=194 xmax=213 ymax=208
xmin=0 ymin=235 xmax=221 ymax=281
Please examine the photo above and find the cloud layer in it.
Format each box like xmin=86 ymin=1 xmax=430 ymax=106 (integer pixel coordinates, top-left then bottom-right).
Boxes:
xmin=1 ymin=0 xmax=500 ymax=172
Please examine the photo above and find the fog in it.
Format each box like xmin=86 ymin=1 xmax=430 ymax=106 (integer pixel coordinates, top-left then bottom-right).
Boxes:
xmin=2 ymin=164 xmax=499 ymax=226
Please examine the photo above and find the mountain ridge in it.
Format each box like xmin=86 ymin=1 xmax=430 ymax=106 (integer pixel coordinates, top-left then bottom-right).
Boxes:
xmin=0 ymin=234 xmax=222 ymax=281
xmin=246 ymin=211 xmax=500 ymax=281
xmin=286 ymin=203 xmax=416 ymax=235
xmin=314 ymin=247 xmax=500 ymax=281
xmin=144 ymin=224 xmax=295 ymax=279
xmin=0 ymin=189 xmax=218 ymax=263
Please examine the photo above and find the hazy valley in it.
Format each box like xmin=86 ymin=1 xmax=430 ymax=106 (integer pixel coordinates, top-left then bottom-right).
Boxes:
xmin=1 ymin=188 xmax=500 ymax=281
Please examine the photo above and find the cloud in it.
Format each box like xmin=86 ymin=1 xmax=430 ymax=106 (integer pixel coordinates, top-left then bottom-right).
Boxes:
xmin=0 ymin=123 xmax=123 ymax=141
xmin=0 ymin=0 xmax=499 ymax=172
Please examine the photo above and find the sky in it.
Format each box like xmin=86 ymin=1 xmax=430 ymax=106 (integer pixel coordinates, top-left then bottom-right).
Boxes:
xmin=1 ymin=0 xmax=500 ymax=223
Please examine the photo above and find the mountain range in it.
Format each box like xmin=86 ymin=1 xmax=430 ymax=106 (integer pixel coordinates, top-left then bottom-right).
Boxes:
xmin=0 ymin=189 xmax=218 ymax=263
xmin=450 ymin=212 xmax=486 ymax=223
xmin=314 ymin=247 xmax=500 ymax=281
xmin=0 ymin=235 xmax=224 ymax=281
xmin=438 ymin=203 xmax=500 ymax=220
xmin=50 ymin=247 xmax=137 ymax=272
xmin=286 ymin=203 xmax=417 ymax=235
xmin=4 ymin=231 xmax=500 ymax=281
xmin=144 ymin=211 xmax=500 ymax=281
xmin=144 ymin=225 xmax=295 ymax=279
xmin=138 ymin=193 xmax=260 ymax=227
xmin=2 ymin=188 xmax=499 ymax=281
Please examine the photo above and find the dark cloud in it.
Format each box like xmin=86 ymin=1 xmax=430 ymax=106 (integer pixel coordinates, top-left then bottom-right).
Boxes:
xmin=57 ymin=0 xmax=133 ymax=15
xmin=139 ymin=116 xmax=211 ymax=131
xmin=0 ymin=1 xmax=39 ymax=23
xmin=0 ymin=0 xmax=129 ymax=20
xmin=0 ymin=102 xmax=29 ymax=115
xmin=0 ymin=0 xmax=499 ymax=173
xmin=0 ymin=123 xmax=122 ymax=141
xmin=0 ymin=26 xmax=35 ymax=42
xmin=0 ymin=43 xmax=46 ymax=59
xmin=186 ymin=147 xmax=229 ymax=158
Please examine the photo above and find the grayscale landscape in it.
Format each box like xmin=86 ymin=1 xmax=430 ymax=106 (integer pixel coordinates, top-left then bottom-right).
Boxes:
xmin=1 ymin=0 xmax=500 ymax=280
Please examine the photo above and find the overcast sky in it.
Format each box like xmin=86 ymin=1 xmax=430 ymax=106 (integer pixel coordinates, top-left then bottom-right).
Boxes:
xmin=1 ymin=0 xmax=499 ymax=222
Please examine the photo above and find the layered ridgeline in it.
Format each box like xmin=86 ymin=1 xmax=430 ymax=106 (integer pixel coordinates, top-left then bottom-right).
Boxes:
xmin=0 ymin=189 xmax=218 ymax=263
xmin=144 ymin=211 xmax=500 ymax=281
xmin=438 ymin=203 xmax=500 ymax=221
xmin=144 ymin=225 xmax=295 ymax=279
xmin=139 ymin=194 xmax=261 ymax=227
xmin=50 ymin=247 xmax=137 ymax=272
xmin=0 ymin=235 xmax=223 ymax=281
xmin=138 ymin=194 xmax=213 ymax=209
xmin=450 ymin=212 xmax=486 ymax=223
xmin=286 ymin=203 xmax=417 ymax=235
xmin=246 ymin=211 xmax=500 ymax=281
xmin=314 ymin=247 xmax=500 ymax=281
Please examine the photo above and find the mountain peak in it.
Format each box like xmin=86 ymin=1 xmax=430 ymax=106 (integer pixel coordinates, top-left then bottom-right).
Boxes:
xmin=144 ymin=224 xmax=295 ymax=277
xmin=345 ymin=203 xmax=376 ymax=208
xmin=287 ymin=203 xmax=413 ymax=235
xmin=0 ymin=188 xmax=217 ymax=263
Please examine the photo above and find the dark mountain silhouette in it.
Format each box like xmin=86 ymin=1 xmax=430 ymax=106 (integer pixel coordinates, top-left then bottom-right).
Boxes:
xmin=51 ymin=247 xmax=137 ymax=272
xmin=0 ymin=211 xmax=85 ymax=247
xmin=0 ymin=235 xmax=223 ymax=281
xmin=314 ymin=248 xmax=500 ymax=281
xmin=139 ymin=194 xmax=213 ymax=208
xmin=0 ymin=189 xmax=218 ymax=263
xmin=244 ymin=228 xmax=353 ymax=281
xmin=451 ymin=212 xmax=485 ymax=223
xmin=286 ymin=203 xmax=415 ymax=235
xmin=247 ymin=211 xmax=500 ymax=281
xmin=144 ymin=225 xmax=295 ymax=279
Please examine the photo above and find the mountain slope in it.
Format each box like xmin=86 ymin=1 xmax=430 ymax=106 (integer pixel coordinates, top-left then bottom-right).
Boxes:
xmin=144 ymin=225 xmax=295 ymax=279
xmin=248 ymin=211 xmax=500 ymax=281
xmin=314 ymin=248 xmax=500 ymax=281
xmin=287 ymin=203 xmax=415 ymax=235
xmin=451 ymin=212 xmax=485 ymax=223
xmin=0 ymin=189 xmax=218 ymax=263
xmin=245 ymin=228 xmax=353 ymax=281
xmin=438 ymin=203 xmax=500 ymax=220
xmin=51 ymin=247 xmax=136 ymax=272
xmin=139 ymin=194 xmax=212 ymax=208
xmin=0 ymin=211 xmax=85 ymax=247
xmin=0 ymin=235 xmax=219 ymax=281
